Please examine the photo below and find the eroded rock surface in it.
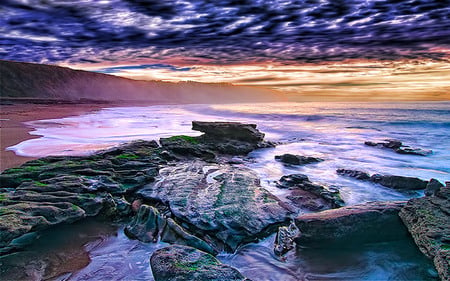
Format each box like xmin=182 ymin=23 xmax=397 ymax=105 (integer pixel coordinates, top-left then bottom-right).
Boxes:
xmin=150 ymin=245 xmax=249 ymax=281
xmin=399 ymin=187 xmax=450 ymax=281
xmin=276 ymin=174 xmax=344 ymax=211
xmin=138 ymin=161 xmax=292 ymax=251
xmin=294 ymin=201 xmax=408 ymax=247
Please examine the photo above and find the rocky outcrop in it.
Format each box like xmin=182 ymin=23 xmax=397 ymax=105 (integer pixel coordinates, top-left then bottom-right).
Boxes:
xmin=0 ymin=140 xmax=165 ymax=250
xmin=0 ymin=122 xmax=283 ymax=254
xmin=399 ymin=187 xmax=450 ymax=281
xmin=336 ymin=169 xmax=428 ymax=190
xmin=294 ymin=201 xmax=408 ymax=247
xmin=160 ymin=121 xmax=274 ymax=157
xmin=364 ymin=139 xmax=432 ymax=156
xmin=192 ymin=121 xmax=264 ymax=143
xmin=138 ymin=161 xmax=292 ymax=251
xmin=150 ymin=245 xmax=249 ymax=281
xmin=274 ymin=154 xmax=323 ymax=165
xmin=276 ymin=174 xmax=345 ymax=211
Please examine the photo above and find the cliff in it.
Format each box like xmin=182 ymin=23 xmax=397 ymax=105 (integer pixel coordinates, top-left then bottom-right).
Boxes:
xmin=0 ymin=60 xmax=282 ymax=104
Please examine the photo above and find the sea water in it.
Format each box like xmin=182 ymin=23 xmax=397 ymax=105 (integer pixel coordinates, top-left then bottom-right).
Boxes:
xmin=5 ymin=101 xmax=450 ymax=280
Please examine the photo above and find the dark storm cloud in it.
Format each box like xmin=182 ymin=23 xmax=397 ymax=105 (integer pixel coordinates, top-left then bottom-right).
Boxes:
xmin=1 ymin=0 xmax=450 ymax=64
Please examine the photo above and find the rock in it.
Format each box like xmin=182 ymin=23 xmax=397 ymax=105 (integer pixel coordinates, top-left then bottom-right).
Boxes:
xmin=125 ymin=205 xmax=165 ymax=243
xmin=276 ymin=174 xmax=309 ymax=188
xmin=0 ymin=140 xmax=164 ymax=251
xmin=399 ymin=187 xmax=450 ymax=281
xmin=370 ymin=174 xmax=428 ymax=190
xmin=382 ymin=139 xmax=403 ymax=149
xmin=274 ymin=221 xmax=300 ymax=257
xmin=150 ymin=245 xmax=249 ymax=281
xmin=138 ymin=161 xmax=292 ymax=251
xmin=0 ymin=202 xmax=86 ymax=248
xmin=336 ymin=169 xmax=428 ymax=190
xmin=336 ymin=169 xmax=370 ymax=180
xmin=159 ymin=136 xmax=216 ymax=160
xmin=364 ymin=139 xmax=432 ymax=156
xmin=395 ymin=147 xmax=433 ymax=156
xmin=274 ymin=154 xmax=323 ymax=165
xmin=125 ymin=204 xmax=216 ymax=254
xmin=276 ymin=174 xmax=345 ymax=210
xmin=192 ymin=121 xmax=264 ymax=143
xmin=425 ymin=178 xmax=444 ymax=196
xmin=160 ymin=218 xmax=217 ymax=255
xmin=294 ymin=201 xmax=408 ymax=247
xmin=160 ymin=121 xmax=273 ymax=157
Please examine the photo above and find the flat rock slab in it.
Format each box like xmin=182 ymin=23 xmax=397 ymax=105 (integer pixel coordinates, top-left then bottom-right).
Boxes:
xmin=138 ymin=161 xmax=292 ymax=251
xmin=399 ymin=187 xmax=450 ymax=281
xmin=294 ymin=201 xmax=408 ymax=247
xmin=150 ymin=245 xmax=249 ymax=281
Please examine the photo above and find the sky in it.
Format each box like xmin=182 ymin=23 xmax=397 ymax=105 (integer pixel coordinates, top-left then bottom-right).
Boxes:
xmin=1 ymin=0 xmax=450 ymax=101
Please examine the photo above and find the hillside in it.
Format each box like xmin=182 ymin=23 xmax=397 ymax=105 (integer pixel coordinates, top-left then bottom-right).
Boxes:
xmin=0 ymin=60 xmax=282 ymax=103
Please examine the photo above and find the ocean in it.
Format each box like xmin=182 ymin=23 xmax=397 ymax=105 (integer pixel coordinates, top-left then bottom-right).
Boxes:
xmin=5 ymin=101 xmax=450 ymax=280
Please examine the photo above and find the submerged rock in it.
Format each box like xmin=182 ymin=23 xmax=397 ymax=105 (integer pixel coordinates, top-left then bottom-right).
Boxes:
xmin=276 ymin=174 xmax=345 ymax=210
xmin=138 ymin=161 xmax=292 ymax=251
xmin=274 ymin=154 xmax=323 ymax=165
xmin=399 ymin=187 xmax=450 ymax=281
xmin=150 ymin=245 xmax=249 ymax=281
xmin=336 ymin=169 xmax=429 ymax=190
xmin=364 ymin=139 xmax=432 ymax=156
xmin=294 ymin=201 xmax=408 ymax=247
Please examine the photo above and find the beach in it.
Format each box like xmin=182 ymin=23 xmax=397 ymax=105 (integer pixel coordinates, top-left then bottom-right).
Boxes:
xmin=0 ymin=103 xmax=107 ymax=171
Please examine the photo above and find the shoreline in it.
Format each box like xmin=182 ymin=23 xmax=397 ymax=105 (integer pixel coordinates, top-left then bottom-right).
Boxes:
xmin=0 ymin=103 xmax=113 ymax=171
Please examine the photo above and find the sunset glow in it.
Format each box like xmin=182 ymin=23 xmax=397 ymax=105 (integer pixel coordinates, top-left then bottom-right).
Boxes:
xmin=2 ymin=0 xmax=450 ymax=101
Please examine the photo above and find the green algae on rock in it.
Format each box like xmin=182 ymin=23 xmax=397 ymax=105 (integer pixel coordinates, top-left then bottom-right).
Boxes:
xmin=137 ymin=161 xmax=293 ymax=252
xmin=150 ymin=245 xmax=250 ymax=281
xmin=399 ymin=186 xmax=450 ymax=281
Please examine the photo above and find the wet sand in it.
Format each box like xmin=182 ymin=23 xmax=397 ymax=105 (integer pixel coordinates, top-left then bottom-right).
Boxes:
xmin=0 ymin=103 xmax=109 ymax=171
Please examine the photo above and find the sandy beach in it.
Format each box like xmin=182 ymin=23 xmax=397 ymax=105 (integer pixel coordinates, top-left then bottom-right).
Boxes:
xmin=0 ymin=103 xmax=108 ymax=171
